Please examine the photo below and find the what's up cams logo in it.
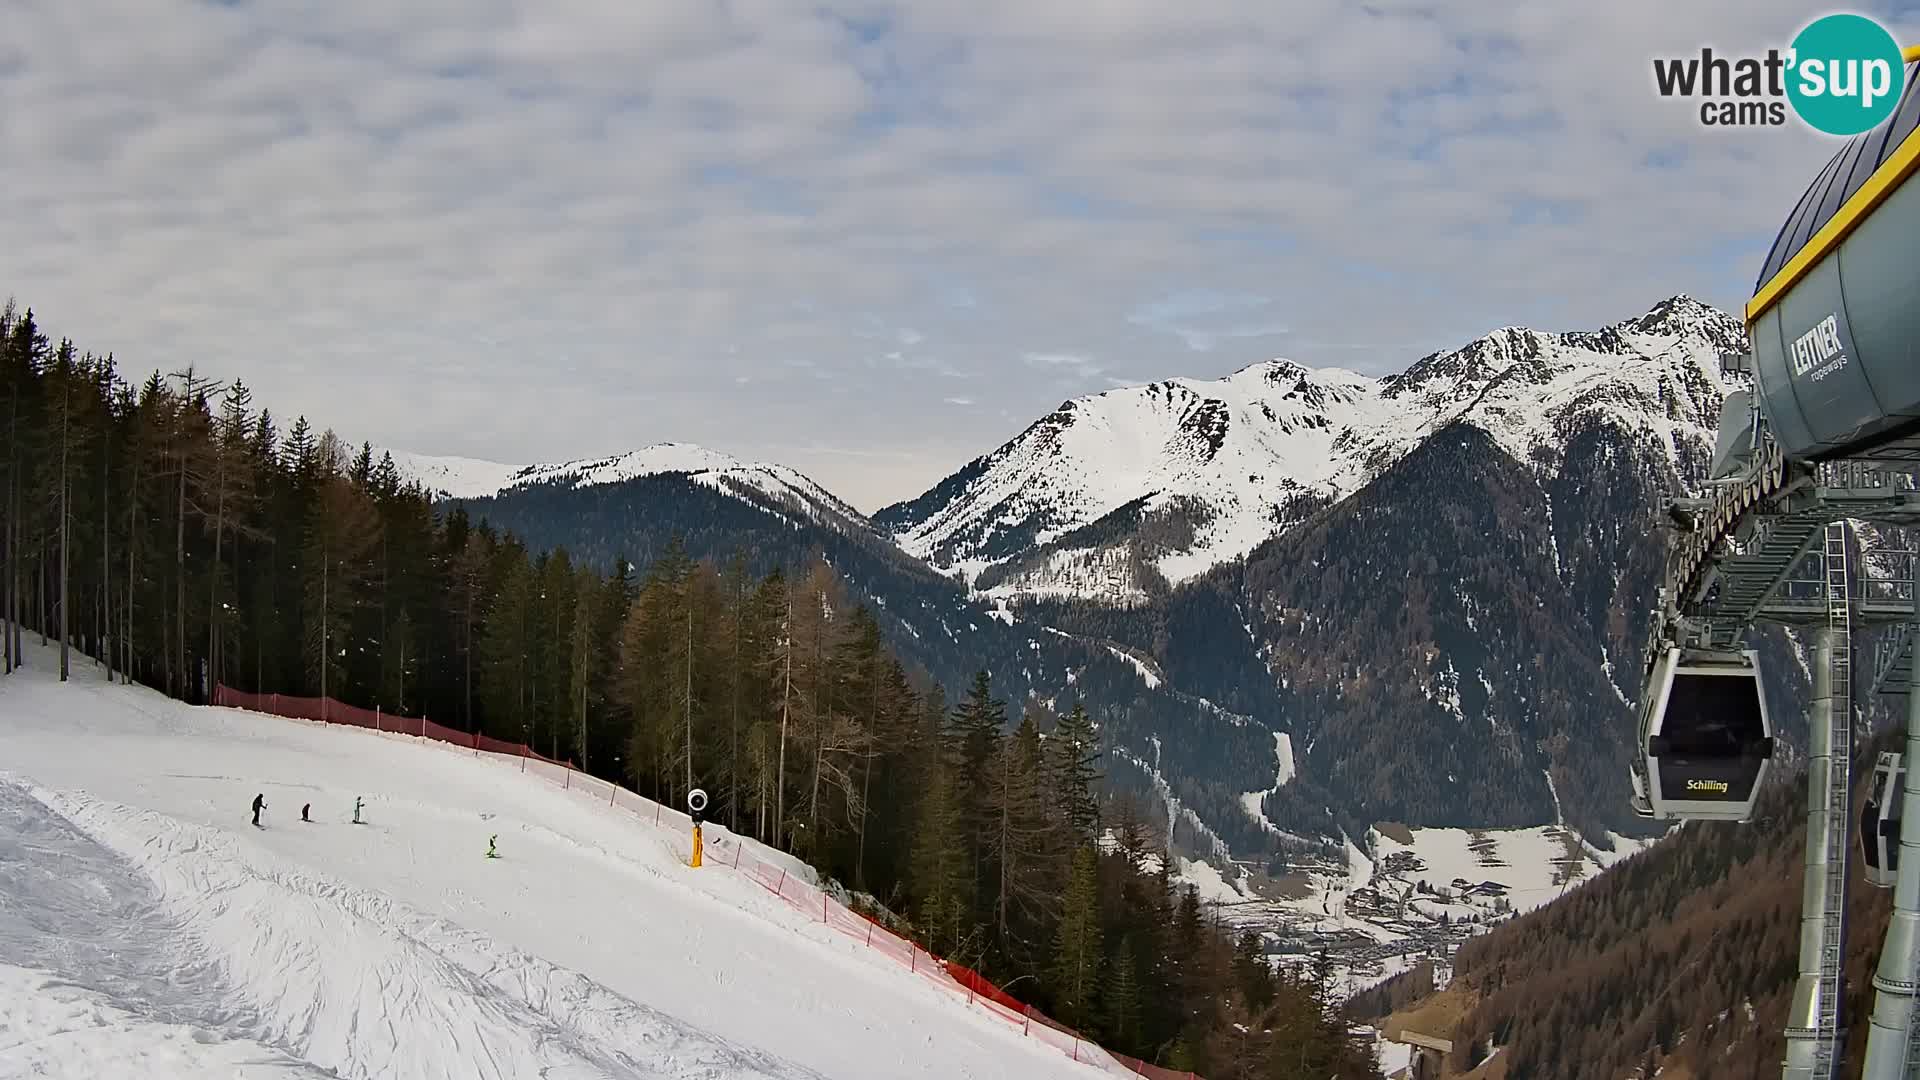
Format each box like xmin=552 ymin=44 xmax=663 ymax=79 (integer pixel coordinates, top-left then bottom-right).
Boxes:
xmin=1653 ymin=13 xmax=1908 ymax=134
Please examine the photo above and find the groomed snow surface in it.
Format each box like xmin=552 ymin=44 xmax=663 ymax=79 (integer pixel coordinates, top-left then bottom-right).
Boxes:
xmin=0 ymin=644 xmax=1124 ymax=1080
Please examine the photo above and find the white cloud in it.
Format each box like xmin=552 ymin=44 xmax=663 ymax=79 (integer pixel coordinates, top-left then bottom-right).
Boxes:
xmin=4 ymin=0 xmax=1909 ymax=510
xmin=1023 ymin=352 xmax=1106 ymax=379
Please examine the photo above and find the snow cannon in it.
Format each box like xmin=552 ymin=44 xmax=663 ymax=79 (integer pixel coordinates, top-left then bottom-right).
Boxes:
xmin=1863 ymin=751 xmax=1906 ymax=888
xmin=687 ymin=788 xmax=707 ymax=869
xmin=1746 ymin=60 xmax=1920 ymax=464
xmin=1633 ymin=647 xmax=1775 ymax=822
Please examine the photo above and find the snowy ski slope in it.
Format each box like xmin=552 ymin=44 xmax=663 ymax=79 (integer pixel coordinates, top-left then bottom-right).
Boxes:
xmin=0 ymin=644 xmax=1121 ymax=1080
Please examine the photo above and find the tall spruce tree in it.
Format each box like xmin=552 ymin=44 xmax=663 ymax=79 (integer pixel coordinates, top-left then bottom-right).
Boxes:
xmin=1051 ymin=845 xmax=1103 ymax=1029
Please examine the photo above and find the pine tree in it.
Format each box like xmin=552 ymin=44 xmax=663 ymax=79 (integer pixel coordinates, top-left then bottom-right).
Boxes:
xmin=384 ymin=608 xmax=416 ymax=713
xmin=302 ymin=434 xmax=380 ymax=705
xmin=482 ymin=544 xmax=535 ymax=742
xmin=165 ymin=367 xmax=219 ymax=700
xmin=987 ymin=708 xmax=1063 ymax=969
xmin=1051 ymin=845 xmax=1103 ymax=1029
xmin=206 ymin=378 xmax=262 ymax=691
xmin=910 ymin=685 xmax=968 ymax=954
xmin=951 ymin=669 xmax=1006 ymax=924
xmin=1102 ymin=935 xmax=1142 ymax=1049
xmin=1049 ymin=702 xmax=1102 ymax=841
xmin=43 ymin=339 xmax=91 ymax=681
xmin=570 ymin=568 xmax=594 ymax=768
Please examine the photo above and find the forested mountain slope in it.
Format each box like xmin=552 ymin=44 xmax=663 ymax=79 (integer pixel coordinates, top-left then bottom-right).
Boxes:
xmin=449 ymin=466 xmax=1294 ymax=863
xmin=1356 ymin=732 xmax=1905 ymax=1079
xmin=432 ymin=295 xmax=1786 ymax=849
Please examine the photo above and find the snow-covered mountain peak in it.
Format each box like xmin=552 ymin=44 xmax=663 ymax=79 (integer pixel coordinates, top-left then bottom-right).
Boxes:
xmin=387 ymin=443 xmax=866 ymax=528
xmin=1621 ymin=293 xmax=1742 ymax=344
xmin=880 ymin=295 xmax=1744 ymax=602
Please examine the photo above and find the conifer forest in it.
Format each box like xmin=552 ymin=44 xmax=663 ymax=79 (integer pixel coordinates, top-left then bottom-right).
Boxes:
xmin=0 ymin=301 xmax=1382 ymax=1079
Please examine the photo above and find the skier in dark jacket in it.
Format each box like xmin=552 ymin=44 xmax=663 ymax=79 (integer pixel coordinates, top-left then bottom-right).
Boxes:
xmin=301 ymin=802 xmax=311 ymax=823
xmin=251 ymin=793 xmax=265 ymax=827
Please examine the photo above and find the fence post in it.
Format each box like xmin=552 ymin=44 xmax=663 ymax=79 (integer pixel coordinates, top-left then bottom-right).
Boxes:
xmin=866 ymin=920 xmax=874 ymax=947
xmin=609 ymin=784 xmax=617 ymax=807
xmin=732 ymin=843 xmax=742 ymax=869
xmin=822 ymin=891 xmax=828 ymax=923
xmin=376 ymin=705 xmax=382 ymax=732
xmin=1071 ymin=1036 xmax=1079 ymax=1063
xmin=655 ymin=804 xmax=662 ymax=825
xmin=565 ymin=768 xmax=571 ymax=791
xmin=1023 ymin=1006 xmax=1031 ymax=1036
xmin=777 ymin=869 xmax=787 ymax=895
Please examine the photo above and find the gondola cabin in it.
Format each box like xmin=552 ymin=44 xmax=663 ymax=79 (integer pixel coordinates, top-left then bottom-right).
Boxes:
xmin=1862 ymin=751 xmax=1905 ymax=889
xmin=1638 ymin=647 xmax=1775 ymax=821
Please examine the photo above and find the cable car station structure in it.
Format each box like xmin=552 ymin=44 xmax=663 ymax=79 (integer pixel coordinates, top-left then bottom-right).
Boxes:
xmin=1636 ymin=47 xmax=1920 ymax=1080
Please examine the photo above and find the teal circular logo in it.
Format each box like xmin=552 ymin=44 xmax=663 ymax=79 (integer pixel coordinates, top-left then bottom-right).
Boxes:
xmin=1787 ymin=14 xmax=1907 ymax=135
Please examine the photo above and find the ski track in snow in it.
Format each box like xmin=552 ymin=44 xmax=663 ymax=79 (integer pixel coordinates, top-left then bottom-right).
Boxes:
xmin=0 ymin=961 xmax=328 ymax=1079
xmin=0 ymin=777 xmax=810 ymax=1080
xmin=0 ymin=644 xmax=1127 ymax=1080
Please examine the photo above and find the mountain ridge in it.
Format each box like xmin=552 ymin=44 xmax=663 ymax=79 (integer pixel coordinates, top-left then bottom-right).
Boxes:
xmin=875 ymin=293 xmax=1742 ymax=605
xmin=397 ymin=294 xmax=1750 ymax=868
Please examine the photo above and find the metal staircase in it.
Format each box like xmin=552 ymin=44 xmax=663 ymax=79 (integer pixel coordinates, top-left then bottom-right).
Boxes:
xmin=1874 ymin=622 xmax=1915 ymax=695
xmin=1813 ymin=522 xmax=1854 ymax=1079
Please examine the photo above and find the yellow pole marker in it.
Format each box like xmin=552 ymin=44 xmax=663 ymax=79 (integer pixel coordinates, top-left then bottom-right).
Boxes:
xmin=692 ymin=823 xmax=704 ymax=868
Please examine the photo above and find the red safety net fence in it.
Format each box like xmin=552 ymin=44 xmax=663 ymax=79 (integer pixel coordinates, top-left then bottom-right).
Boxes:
xmin=212 ymin=686 xmax=574 ymax=769
xmin=210 ymin=685 xmax=1200 ymax=1080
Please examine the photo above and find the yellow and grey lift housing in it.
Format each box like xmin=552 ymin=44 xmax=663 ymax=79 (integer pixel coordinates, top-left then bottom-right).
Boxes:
xmin=1633 ymin=647 xmax=1774 ymax=821
xmin=1748 ymin=54 xmax=1920 ymax=466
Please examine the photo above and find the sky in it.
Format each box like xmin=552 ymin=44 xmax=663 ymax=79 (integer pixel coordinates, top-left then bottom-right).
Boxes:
xmin=5 ymin=0 xmax=1918 ymax=511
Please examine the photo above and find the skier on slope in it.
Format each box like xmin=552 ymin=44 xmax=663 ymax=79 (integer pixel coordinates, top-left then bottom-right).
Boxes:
xmin=251 ymin=793 xmax=266 ymax=827
xmin=301 ymin=802 xmax=312 ymax=822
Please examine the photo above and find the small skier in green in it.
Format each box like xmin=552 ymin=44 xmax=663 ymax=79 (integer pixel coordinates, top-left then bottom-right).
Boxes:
xmin=486 ymin=835 xmax=499 ymax=859
xmin=353 ymin=796 xmax=364 ymax=824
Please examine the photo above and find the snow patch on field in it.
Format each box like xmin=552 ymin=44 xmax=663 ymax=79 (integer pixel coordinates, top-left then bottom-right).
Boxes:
xmin=1173 ymin=856 xmax=1246 ymax=905
xmin=1586 ymin=830 xmax=1664 ymax=868
xmin=1374 ymin=1031 xmax=1415 ymax=1077
xmin=1237 ymin=732 xmax=1297 ymax=836
xmin=1104 ymin=647 xmax=1162 ymax=689
xmin=1369 ymin=826 xmax=1593 ymax=914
